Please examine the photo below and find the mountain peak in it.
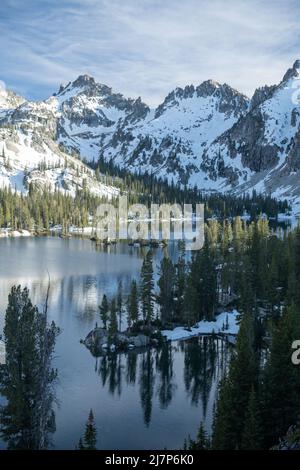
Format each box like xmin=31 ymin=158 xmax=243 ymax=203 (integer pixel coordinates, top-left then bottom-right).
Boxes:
xmin=72 ymin=74 xmax=96 ymax=88
xmin=56 ymin=74 xmax=113 ymax=99
xmin=196 ymin=79 xmax=222 ymax=97
xmin=282 ymin=59 xmax=300 ymax=82
xmin=0 ymin=86 xmax=25 ymax=110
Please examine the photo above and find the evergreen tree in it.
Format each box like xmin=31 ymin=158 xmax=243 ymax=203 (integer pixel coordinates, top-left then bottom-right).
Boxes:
xmin=79 ymin=409 xmax=97 ymax=450
xmin=174 ymin=241 xmax=186 ymax=321
xmin=261 ymin=304 xmax=300 ymax=447
xmin=99 ymin=294 xmax=109 ymax=329
xmin=127 ymin=280 xmax=139 ymax=331
xmin=117 ymin=280 xmax=123 ymax=332
xmin=108 ymin=298 xmax=118 ymax=342
xmin=157 ymin=257 xmax=175 ymax=324
xmin=0 ymin=286 xmax=59 ymax=449
xmin=140 ymin=250 xmax=154 ymax=326
xmin=241 ymin=386 xmax=262 ymax=450
xmin=212 ymin=312 xmax=257 ymax=449
xmin=77 ymin=438 xmax=84 ymax=450
xmin=186 ymin=422 xmax=210 ymax=450
xmin=184 ymin=240 xmax=217 ymax=325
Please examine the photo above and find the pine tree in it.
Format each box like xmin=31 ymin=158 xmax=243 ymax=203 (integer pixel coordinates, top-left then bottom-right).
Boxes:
xmin=187 ymin=422 xmax=210 ymax=450
xmin=77 ymin=438 xmax=84 ymax=450
xmin=222 ymin=220 xmax=233 ymax=254
xmin=241 ymin=386 xmax=262 ymax=449
xmin=261 ymin=304 xmax=300 ymax=447
xmin=99 ymin=294 xmax=109 ymax=329
xmin=157 ymin=257 xmax=175 ymax=324
xmin=117 ymin=280 xmax=123 ymax=332
xmin=0 ymin=286 xmax=59 ymax=449
xmin=174 ymin=241 xmax=186 ymax=321
xmin=140 ymin=250 xmax=154 ymax=326
xmin=212 ymin=312 xmax=257 ymax=449
xmin=108 ymin=298 xmax=118 ymax=342
xmin=81 ymin=409 xmax=97 ymax=450
xmin=127 ymin=280 xmax=139 ymax=331
xmin=184 ymin=240 xmax=217 ymax=324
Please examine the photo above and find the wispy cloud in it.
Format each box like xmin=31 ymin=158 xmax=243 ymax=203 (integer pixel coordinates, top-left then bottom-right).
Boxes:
xmin=0 ymin=0 xmax=299 ymax=104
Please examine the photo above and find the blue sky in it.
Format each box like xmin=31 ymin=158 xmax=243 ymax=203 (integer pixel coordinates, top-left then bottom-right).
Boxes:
xmin=0 ymin=0 xmax=299 ymax=105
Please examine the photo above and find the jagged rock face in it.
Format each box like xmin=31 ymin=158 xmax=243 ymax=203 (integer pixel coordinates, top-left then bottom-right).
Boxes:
xmin=202 ymin=106 xmax=279 ymax=175
xmin=99 ymin=80 xmax=249 ymax=187
xmin=57 ymin=75 xmax=149 ymax=128
xmin=0 ymin=80 xmax=120 ymax=198
xmin=53 ymin=75 xmax=150 ymax=162
xmin=51 ymin=76 xmax=249 ymax=189
xmin=155 ymin=81 xmax=248 ymax=119
xmin=2 ymin=62 xmax=300 ymax=208
xmin=0 ymin=88 xmax=25 ymax=119
xmin=201 ymin=60 xmax=300 ymax=205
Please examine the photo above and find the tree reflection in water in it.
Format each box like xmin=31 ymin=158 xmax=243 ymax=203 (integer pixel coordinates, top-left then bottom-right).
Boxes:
xmin=183 ymin=336 xmax=229 ymax=415
xmin=139 ymin=349 xmax=155 ymax=427
xmin=94 ymin=336 xmax=229 ymax=427
xmin=156 ymin=342 xmax=176 ymax=409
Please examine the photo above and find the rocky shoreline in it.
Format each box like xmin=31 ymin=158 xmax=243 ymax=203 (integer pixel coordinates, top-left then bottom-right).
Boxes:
xmin=82 ymin=310 xmax=240 ymax=356
xmin=82 ymin=326 xmax=161 ymax=356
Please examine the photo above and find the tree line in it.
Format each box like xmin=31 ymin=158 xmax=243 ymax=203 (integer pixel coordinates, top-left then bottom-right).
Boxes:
xmin=184 ymin=219 xmax=300 ymax=449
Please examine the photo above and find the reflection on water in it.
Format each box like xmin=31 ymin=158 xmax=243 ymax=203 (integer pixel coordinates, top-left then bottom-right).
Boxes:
xmin=0 ymin=237 xmax=229 ymax=449
xmin=94 ymin=338 xmax=228 ymax=431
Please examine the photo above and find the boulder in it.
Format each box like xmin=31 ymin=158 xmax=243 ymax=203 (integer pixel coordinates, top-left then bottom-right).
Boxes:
xmin=84 ymin=327 xmax=108 ymax=351
xmin=83 ymin=328 xmax=151 ymax=355
xmin=131 ymin=334 xmax=150 ymax=348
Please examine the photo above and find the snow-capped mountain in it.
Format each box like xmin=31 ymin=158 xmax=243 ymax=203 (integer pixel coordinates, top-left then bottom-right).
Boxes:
xmin=100 ymin=80 xmax=249 ymax=188
xmin=52 ymin=75 xmax=249 ymax=189
xmin=1 ymin=61 xmax=300 ymax=208
xmin=0 ymin=80 xmax=119 ymax=198
xmin=0 ymin=87 xmax=25 ymax=118
xmin=202 ymin=60 xmax=300 ymax=203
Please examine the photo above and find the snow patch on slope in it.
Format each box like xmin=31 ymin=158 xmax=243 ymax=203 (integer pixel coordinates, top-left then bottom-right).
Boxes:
xmin=162 ymin=310 xmax=240 ymax=341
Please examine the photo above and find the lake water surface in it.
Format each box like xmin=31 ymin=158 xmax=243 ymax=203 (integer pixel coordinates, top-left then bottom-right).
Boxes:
xmin=0 ymin=237 xmax=228 ymax=449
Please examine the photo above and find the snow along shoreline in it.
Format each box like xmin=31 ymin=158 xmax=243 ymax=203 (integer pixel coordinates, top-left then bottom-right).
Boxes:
xmin=0 ymin=229 xmax=32 ymax=238
xmin=161 ymin=310 xmax=240 ymax=341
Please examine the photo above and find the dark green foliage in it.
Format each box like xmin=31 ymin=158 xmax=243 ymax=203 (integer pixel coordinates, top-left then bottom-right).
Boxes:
xmin=186 ymin=422 xmax=210 ymax=450
xmin=94 ymin=156 xmax=289 ymax=218
xmin=99 ymin=294 xmax=109 ymax=329
xmin=184 ymin=239 xmax=217 ymax=326
xmin=174 ymin=241 xmax=186 ymax=321
xmin=117 ymin=280 xmax=123 ymax=331
xmin=0 ymin=286 xmax=59 ymax=449
xmin=140 ymin=250 xmax=154 ymax=326
xmin=78 ymin=409 xmax=97 ymax=450
xmin=241 ymin=387 xmax=262 ymax=450
xmin=127 ymin=280 xmax=139 ymax=331
xmin=0 ymin=186 xmax=109 ymax=231
xmin=157 ymin=257 xmax=176 ymax=324
xmin=212 ymin=313 xmax=257 ymax=449
xmin=108 ymin=298 xmax=118 ymax=342
xmin=261 ymin=304 xmax=300 ymax=447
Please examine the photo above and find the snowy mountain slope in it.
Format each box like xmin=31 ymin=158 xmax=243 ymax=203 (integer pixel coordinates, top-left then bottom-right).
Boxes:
xmin=201 ymin=60 xmax=300 ymax=206
xmin=0 ymin=87 xmax=25 ymax=119
xmin=0 ymin=102 xmax=119 ymax=198
xmin=1 ymin=74 xmax=249 ymax=193
xmin=2 ymin=62 xmax=300 ymax=208
xmin=54 ymin=75 xmax=150 ymax=162
xmin=53 ymin=77 xmax=249 ymax=187
xmin=100 ymin=80 xmax=249 ymax=186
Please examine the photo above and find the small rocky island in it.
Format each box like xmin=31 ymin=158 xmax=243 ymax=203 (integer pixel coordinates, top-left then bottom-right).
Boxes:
xmin=83 ymin=326 xmax=162 ymax=356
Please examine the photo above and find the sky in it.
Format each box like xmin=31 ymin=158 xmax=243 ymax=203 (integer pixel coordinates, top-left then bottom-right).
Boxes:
xmin=0 ymin=0 xmax=299 ymax=106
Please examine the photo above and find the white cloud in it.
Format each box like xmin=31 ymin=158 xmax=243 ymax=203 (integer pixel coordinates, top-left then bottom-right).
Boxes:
xmin=0 ymin=0 xmax=299 ymax=104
